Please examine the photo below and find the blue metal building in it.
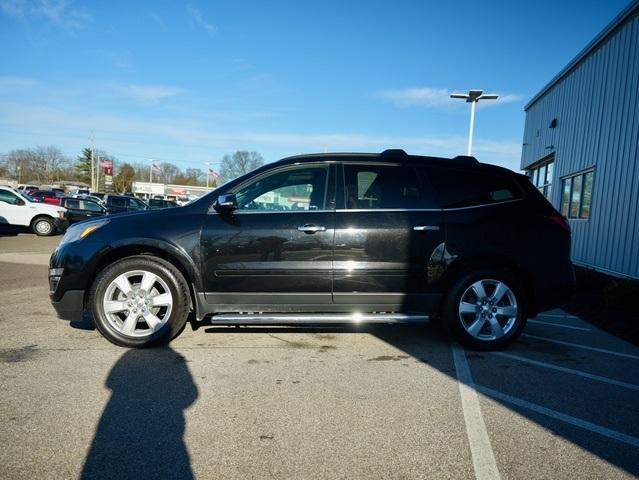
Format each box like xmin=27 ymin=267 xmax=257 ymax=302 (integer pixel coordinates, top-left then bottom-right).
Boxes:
xmin=521 ymin=0 xmax=639 ymax=279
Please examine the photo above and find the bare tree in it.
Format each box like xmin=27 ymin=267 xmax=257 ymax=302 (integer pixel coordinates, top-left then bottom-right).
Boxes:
xmin=159 ymin=162 xmax=181 ymax=184
xmin=3 ymin=146 xmax=71 ymax=184
xmin=219 ymin=151 xmax=264 ymax=182
xmin=112 ymin=163 xmax=136 ymax=193
xmin=35 ymin=146 xmax=70 ymax=183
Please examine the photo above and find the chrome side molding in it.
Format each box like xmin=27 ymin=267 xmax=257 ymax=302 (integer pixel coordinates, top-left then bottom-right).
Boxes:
xmin=209 ymin=312 xmax=430 ymax=324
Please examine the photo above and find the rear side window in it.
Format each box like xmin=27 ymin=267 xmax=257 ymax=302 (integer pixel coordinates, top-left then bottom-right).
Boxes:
xmin=423 ymin=167 xmax=521 ymax=208
xmin=109 ymin=197 xmax=126 ymax=207
xmin=65 ymin=199 xmax=81 ymax=209
xmin=342 ymin=164 xmax=434 ymax=209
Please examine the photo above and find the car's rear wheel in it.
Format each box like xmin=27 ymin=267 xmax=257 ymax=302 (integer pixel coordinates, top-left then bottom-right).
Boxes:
xmin=443 ymin=268 xmax=527 ymax=350
xmin=90 ymin=256 xmax=190 ymax=348
xmin=31 ymin=216 xmax=55 ymax=236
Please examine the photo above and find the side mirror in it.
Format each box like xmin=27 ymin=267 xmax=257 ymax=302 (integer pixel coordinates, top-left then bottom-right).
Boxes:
xmin=213 ymin=194 xmax=238 ymax=213
xmin=16 ymin=199 xmax=25 ymax=206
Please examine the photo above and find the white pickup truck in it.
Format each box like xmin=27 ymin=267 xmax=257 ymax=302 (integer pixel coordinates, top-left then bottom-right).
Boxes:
xmin=0 ymin=185 xmax=68 ymax=236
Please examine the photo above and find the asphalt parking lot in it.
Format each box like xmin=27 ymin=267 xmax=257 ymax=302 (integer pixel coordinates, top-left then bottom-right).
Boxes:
xmin=1 ymin=233 xmax=638 ymax=479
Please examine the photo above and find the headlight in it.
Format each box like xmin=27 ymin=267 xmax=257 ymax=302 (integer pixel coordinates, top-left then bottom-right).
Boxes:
xmin=59 ymin=219 xmax=109 ymax=245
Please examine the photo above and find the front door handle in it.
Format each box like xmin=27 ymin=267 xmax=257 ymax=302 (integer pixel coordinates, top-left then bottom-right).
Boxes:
xmin=413 ymin=225 xmax=440 ymax=231
xmin=298 ymin=224 xmax=326 ymax=234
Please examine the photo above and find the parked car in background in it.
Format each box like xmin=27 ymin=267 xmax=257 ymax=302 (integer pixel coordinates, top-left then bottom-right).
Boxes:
xmin=148 ymin=198 xmax=179 ymax=209
xmin=103 ymin=194 xmax=149 ymax=214
xmin=29 ymin=189 xmax=65 ymax=205
xmin=61 ymin=197 xmax=108 ymax=224
xmin=71 ymin=193 xmax=104 ymax=205
xmin=0 ymin=185 xmax=67 ymax=235
xmin=91 ymin=192 xmax=105 ymax=200
xmin=76 ymin=188 xmax=91 ymax=195
xmin=49 ymin=149 xmax=575 ymax=349
xmin=18 ymin=184 xmax=39 ymax=193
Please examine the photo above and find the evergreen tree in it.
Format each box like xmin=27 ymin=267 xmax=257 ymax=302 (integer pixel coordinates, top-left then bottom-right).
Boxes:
xmin=75 ymin=148 xmax=92 ymax=184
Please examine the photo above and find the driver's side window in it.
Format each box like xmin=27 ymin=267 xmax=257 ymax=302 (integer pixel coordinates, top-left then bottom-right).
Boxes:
xmin=234 ymin=165 xmax=329 ymax=212
xmin=0 ymin=190 xmax=19 ymax=205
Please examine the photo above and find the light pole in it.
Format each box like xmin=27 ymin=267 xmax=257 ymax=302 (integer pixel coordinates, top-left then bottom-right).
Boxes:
xmin=450 ymin=89 xmax=498 ymax=156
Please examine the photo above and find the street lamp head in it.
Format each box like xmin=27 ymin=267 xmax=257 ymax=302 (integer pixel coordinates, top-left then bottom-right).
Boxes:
xmin=450 ymin=93 xmax=470 ymax=100
xmin=479 ymin=94 xmax=499 ymax=100
xmin=468 ymin=89 xmax=484 ymax=102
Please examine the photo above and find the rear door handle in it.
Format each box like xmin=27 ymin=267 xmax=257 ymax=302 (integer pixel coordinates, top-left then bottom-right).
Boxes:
xmin=298 ymin=224 xmax=326 ymax=234
xmin=413 ymin=225 xmax=440 ymax=231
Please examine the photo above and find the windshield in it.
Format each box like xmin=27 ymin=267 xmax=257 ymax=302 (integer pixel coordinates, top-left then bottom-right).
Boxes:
xmin=14 ymin=189 xmax=34 ymax=202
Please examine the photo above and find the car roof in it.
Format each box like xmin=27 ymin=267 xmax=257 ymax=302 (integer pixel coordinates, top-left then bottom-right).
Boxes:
xmin=274 ymin=149 xmax=514 ymax=176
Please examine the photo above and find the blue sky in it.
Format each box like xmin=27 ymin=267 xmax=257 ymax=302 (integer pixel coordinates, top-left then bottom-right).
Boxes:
xmin=0 ymin=0 xmax=629 ymax=172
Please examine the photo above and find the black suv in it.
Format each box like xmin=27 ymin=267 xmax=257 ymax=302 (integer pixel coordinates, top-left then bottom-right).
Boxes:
xmin=148 ymin=198 xmax=179 ymax=209
xmin=49 ymin=150 xmax=574 ymax=349
xmin=103 ymin=194 xmax=149 ymax=214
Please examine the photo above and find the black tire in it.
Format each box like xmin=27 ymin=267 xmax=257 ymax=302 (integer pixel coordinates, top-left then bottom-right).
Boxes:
xmin=442 ymin=268 xmax=527 ymax=351
xmin=89 ymin=255 xmax=191 ymax=348
xmin=31 ymin=216 xmax=55 ymax=236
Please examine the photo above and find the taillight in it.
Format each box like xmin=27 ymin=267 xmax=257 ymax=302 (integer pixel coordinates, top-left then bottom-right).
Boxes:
xmin=546 ymin=212 xmax=571 ymax=233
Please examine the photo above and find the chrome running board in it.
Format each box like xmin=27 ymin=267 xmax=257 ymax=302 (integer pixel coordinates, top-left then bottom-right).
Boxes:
xmin=209 ymin=313 xmax=429 ymax=325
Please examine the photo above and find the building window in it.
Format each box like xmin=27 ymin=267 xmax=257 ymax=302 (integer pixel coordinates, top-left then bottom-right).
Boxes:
xmin=561 ymin=170 xmax=594 ymax=219
xmin=528 ymin=158 xmax=553 ymax=200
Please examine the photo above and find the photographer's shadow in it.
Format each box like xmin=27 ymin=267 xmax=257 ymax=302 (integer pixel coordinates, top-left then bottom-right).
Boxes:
xmin=81 ymin=347 xmax=198 ymax=479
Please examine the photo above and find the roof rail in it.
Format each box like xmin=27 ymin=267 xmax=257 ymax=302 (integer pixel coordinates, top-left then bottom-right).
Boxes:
xmin=452 ymin=155 xmax=479 ymax=164
xmin=380 ymin=149 xmax=408 ymax=157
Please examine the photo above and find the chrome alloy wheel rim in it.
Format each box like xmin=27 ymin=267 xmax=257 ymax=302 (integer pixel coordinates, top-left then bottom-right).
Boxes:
xmin=458 ymin=279 xmax=518 ymax=341
xmin=35 ymin=220 xmax=52 ymax=234
xmin=102 ymin=270 xmax=173 ymax=337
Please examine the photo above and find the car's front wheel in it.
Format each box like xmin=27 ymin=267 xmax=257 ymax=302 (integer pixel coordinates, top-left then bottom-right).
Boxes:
xmin=31 ymin=216 xmax=55 ymax=236
xmin=442 ymin=269 xmax=527 ymax=350
xmin=89 ymin=256 xmax=191 ymax=348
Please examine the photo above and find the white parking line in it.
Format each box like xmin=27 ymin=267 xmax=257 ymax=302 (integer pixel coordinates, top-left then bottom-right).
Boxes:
xmin=528 ymin=319 xmax=591 ymax=331
xmin=522 ymin=334 xmax=639 ymax=361
xmin=491 ymin=352 xmax=639 ymax=392
xmin=476 ymin=384 xmax=639 ymax=449
xmin=451 ymin=344 xmax=501 ymax=480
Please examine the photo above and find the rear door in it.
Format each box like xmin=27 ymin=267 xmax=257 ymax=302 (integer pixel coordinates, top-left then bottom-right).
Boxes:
xmin=333 ymin=162 xmax=445 ymax=311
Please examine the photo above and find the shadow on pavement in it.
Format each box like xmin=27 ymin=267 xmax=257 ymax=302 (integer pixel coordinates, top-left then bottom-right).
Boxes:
xmin=201 ymin=321 xmax=639 ymax=476
xmin=81 ymin=347 xmax=198 ymax=480
xmin=0 ymin=224 xmax=21 ymax=236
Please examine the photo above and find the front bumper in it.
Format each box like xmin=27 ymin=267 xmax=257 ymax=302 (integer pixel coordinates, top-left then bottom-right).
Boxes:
xmin=50 ymin=289 xmax=85 ymax=321
xmin=54 ymin=217 xmax=69 ymax=233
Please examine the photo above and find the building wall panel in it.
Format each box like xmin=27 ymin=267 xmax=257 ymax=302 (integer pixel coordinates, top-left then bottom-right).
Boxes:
xmin=521 ymin=12 xmax=639 ymax=278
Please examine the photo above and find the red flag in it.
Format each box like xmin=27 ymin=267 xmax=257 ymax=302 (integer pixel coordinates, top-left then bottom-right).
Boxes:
xmin=208 ymin=167 xmax=220 ymax=180
xmin=152 ymin=163 xmax=161 ymax=173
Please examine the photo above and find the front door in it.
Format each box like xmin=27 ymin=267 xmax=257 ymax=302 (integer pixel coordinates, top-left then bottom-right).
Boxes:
xmin=200 ymin=162 xmax=336 ymax=310
xmin=0 ymin=189 xmax=27 ymax=225
xmin=333 ymin=162 xmax=445 ymax=311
